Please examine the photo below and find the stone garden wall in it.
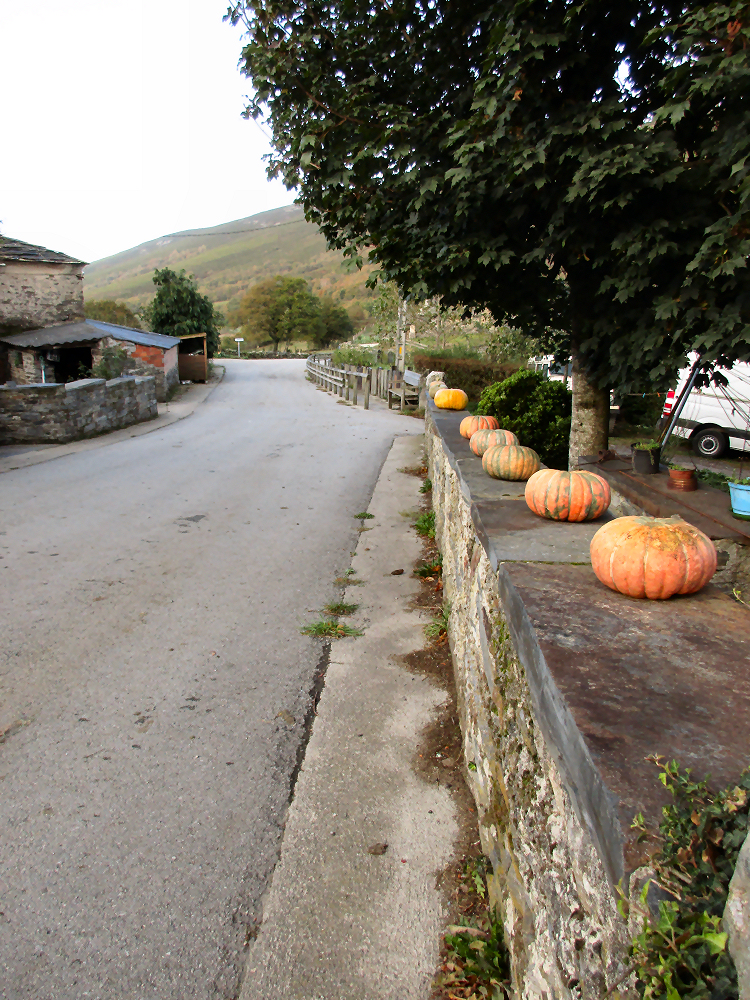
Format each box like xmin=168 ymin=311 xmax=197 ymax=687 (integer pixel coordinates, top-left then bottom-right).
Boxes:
xmin=0 ymin=376 xmax=157 ymax=444
xmin=424 ymin=402 xmax=750 ymax=1000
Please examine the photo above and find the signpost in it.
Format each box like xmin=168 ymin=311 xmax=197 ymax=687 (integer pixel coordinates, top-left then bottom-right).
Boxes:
xmin=234 ymin=337 xmax=244 ymax=358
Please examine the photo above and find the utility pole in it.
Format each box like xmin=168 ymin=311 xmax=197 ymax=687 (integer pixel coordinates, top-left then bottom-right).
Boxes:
xmin=396 ymin=296 xmax=406 ymax=372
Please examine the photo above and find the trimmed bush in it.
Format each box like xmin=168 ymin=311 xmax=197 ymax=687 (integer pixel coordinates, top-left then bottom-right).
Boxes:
xmin=412 ymin=354 xmax=517 ymax=403
xmin=476 ymin=369 xmax=572 ymax=469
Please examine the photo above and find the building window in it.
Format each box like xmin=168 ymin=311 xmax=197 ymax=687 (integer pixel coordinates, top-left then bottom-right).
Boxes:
xmin=13 ymin=351 xmax=23 ymax=366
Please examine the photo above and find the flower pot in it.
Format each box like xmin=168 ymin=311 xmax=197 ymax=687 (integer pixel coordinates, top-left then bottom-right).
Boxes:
xmin=668 ymin=469 xmax=697 ymax=492
xmin=729 ymin=482 xmax=750 ymax=520
xmin=631 ymin=445 xmax=661 ymax=475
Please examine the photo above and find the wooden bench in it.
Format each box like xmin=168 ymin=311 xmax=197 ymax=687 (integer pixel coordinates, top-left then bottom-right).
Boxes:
xmin=388 ymin=369 xmax=422 ymax=412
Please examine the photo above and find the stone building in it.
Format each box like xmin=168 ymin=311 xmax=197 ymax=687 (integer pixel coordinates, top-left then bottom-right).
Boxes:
xmin=1 ymin=320 xmax=180 ymax=402
xmin=0 ymin=236 xmax=86 ymax=339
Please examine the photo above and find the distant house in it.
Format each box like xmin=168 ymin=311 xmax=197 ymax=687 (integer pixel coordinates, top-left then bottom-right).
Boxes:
xmin=0 ymin=238 xmax=180 ymax=401
xmin=1 ymin=320 xmax=180 ymax=401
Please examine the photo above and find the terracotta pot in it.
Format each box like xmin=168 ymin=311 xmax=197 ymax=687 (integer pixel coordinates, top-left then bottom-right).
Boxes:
xmin=668 ymin=469 xmax=697 ymax=492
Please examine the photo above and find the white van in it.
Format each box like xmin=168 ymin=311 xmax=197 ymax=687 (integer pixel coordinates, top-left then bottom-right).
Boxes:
xmin=662 ymin=359 xmax=750 ymax=457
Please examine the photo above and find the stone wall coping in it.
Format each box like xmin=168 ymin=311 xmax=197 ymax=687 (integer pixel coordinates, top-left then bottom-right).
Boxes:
xmin=65 ymin=378 xmax=106 ymax=391
xmin=0 ymin=382 xmax=65 ymax=393
xmin=427 ymin=399 xmax=750 ymax=886
xmin=104 ymin=377 xmax=137 ymax=387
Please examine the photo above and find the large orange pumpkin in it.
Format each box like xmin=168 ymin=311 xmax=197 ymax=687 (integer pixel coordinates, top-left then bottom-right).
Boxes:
xmin=525 ymin=469 xmax=611 ymax=522
xmin=482 ymin=444 xmax=540 ymax=481
xmin=470 ymin=428 xmax=520 ymax=457
xmin=460 ymin=414 xmax=500 ymax=439
xmin=590 ymin=515 xmax=717 ymax=599
xmin=434 ymin=387 xmax=468 ymax=410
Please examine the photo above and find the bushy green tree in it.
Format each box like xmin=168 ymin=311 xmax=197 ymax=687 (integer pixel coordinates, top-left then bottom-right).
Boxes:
xmin=229 ymin=0 xmax=750 ymax=467
xmin=477 ymin=370 xmax=572 ymax=469
xmin=231 ymin=276 xmax=353 ymax=349
xmin=84 ymin=299 xmax=141 ymax=329
xmin=320 ymin=296 xmax=354 ymax=344
xmin=146 ymin=268 xmax=223 ymax=357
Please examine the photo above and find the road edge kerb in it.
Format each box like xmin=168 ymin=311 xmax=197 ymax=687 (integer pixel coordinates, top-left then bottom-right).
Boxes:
xmin=0 ymin=365 xmax=226 ymax=474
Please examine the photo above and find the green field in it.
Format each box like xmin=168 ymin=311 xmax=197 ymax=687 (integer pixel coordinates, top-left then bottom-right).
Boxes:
xmin=83 ymin=204 xmax=375 ymax=326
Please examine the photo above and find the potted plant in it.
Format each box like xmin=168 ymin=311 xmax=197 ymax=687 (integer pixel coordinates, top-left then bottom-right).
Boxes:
xmin=729 ymin=477 xmax=750 ymax=520
xmin=631 ymin=439 xmax=662 ymax=475
xmin=668 ymin=464 xmax=697 ymax=492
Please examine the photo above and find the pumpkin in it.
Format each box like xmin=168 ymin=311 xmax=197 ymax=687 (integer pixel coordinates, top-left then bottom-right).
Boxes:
xmin=470 ymin=428 xmax=519 ymax=457
xmin=429 ymin=380 xmax=448 ymax=399
xmin=589 ymin=515 xmax=717 ymax=600
xmin=460 ymin=415 xmax=500 ymax=439
xmin=482 ymin=444 xmax=540 ymax=481
xmin=434 ymin=387 xmax=468 ymax=410
xmin=525 ymin=469 xmax=611 ymax=522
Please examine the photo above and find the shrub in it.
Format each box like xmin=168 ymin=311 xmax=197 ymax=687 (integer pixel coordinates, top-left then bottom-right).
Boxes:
xmin=332 ymin=346 xmax=379 ymax=367
xmin=92 ymin=346 xmax=129 ymax=381
xmin=477 ymin=369 xmax=572 ymax=469
xmin=412 ymin=354 xmax=517 ymax=403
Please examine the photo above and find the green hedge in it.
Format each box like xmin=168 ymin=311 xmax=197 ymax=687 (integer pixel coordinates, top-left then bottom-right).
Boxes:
xmin=476 ymin=369 xmax=572 ymax=469
xmin=412 ymin=354 xmax=517 ymax=403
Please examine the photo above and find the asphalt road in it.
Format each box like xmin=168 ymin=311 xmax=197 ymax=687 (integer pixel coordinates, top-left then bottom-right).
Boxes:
xmin=0 ymin=360 xmax=420 ymax=1000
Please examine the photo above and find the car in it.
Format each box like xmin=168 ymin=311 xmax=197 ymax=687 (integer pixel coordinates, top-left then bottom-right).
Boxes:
xmin=662 ymin=358 xmax=750 ymax=458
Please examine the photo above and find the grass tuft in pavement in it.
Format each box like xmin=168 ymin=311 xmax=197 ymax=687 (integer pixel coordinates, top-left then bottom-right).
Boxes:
xmin=300 ymin=618 xmax=364 ymax=638
xmin=323 ymin=601 xmax=360 ymax=616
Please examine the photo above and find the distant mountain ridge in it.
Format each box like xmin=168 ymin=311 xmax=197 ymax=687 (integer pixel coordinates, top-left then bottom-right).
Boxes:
xmin=83 ymin=204 xmax=374 ymax=325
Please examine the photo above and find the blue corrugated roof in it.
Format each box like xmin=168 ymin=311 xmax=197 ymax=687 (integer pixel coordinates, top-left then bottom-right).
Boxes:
xmin=0 ymin=320 xmax=180 ymax=350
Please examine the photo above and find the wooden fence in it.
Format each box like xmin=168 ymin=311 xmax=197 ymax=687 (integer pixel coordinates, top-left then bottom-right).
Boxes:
xmin=306 ymin=354 xmax=423 ymax=412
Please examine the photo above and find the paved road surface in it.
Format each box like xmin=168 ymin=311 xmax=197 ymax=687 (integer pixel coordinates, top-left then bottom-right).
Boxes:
xmin=0 ymin=360 xmax=420 ymax=1000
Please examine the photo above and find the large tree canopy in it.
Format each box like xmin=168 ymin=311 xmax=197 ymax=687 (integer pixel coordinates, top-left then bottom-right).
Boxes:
xmin=230 ymin=0 xmax=750 ymax=459
xmin=230 ymin=275 xmax=353 ymax=348
xmin=147 ymin=268 xmax=223 ymax=357
xmin=84 ymin=299 xmax=142 ymax=330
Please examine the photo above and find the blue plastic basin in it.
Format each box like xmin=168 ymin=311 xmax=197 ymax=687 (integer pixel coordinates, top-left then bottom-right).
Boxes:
xmin=729 ymin=482 xmax=750 ymax=521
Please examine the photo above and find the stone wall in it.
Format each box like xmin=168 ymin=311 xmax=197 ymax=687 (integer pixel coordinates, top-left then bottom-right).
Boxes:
xmin=92 ymin=338 xmax=179 ymax=402
xmin=0 ymin=261 xmax=85 ymax=335
xmin=425 ymin=417 xmax=634 ymax=999
xmin=0 ymin=376 xmax=157 ymax=444
xmin=424 ymin=402 xmax=750 ymax=1000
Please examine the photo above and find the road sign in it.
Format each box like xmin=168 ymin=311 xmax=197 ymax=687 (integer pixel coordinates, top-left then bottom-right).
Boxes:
xmin=234 ymin=337 xmax=245 ymax=358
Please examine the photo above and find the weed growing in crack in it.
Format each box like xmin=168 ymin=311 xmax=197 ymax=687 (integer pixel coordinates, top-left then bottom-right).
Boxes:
xmin=414 ymin=509 xmax=436 ymax=538
xmin=415 ymin=554 xmax=443 ymax=578
xmin=420 ymin=478 xmax=432 ymax=494
xmin=323 ymin=602 xmax=359 ymax=616
xmin=424 ymin=602 xmax=451 ymax=641
xmin=300 ymin=619 xmax=364 ymax=638
xmin=354 ymin=511 xmax=375 ymax=519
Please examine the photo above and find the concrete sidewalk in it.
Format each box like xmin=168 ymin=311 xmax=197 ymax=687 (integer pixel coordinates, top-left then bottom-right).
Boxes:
xmin=239 ymin=433 xmax=458 ymax=1000
xmin=0 ymin=366 xmax=225 ymax=474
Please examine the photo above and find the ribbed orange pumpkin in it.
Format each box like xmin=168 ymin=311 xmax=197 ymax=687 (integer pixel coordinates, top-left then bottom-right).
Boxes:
xmin=460 ymin=414 xmax=500 ymax=439
xmin=470 ymin=428 xmax=520 ymax=457
xmin=482 ymin=444 xmax=540 ymax=480
xmin=434 ymin=387 xmax=468 ymax=410
xmin=590 ymin=515 xmax=717 ymax=599
xmin=525 ymin=470 xmax=611 ymax=522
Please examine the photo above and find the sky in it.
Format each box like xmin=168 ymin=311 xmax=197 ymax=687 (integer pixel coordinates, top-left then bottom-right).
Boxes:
xmin=0 ymin=0 xmax=294 ymax=264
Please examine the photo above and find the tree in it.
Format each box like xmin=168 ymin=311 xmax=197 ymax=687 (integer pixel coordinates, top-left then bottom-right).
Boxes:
xmin=230 ymin=275 xmax=327 ymax=349
xmin=146 ymin=268 xmax=223 ymax=357
xmin=84 ymin=299 xmax=142 ymax=329
xmin=229 ymin=0 xmax=750 ymax=467
xmin=319 ymin=296 xmax=355 ymax=344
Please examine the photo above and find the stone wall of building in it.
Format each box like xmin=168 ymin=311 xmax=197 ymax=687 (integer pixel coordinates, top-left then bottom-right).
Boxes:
xmin=0 ymin=376 xmax=157 ymax=444
xmin=425 ymin=416 xmax=635 ymax=999
xmin=92 ymin=339 xmax=179 ymax=402
xmin=0 ymin=261 xmax=85 ymax=335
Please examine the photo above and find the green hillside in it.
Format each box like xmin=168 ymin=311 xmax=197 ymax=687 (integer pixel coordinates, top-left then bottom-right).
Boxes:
xmin=83 ymin=204 xmax=375 ymax=327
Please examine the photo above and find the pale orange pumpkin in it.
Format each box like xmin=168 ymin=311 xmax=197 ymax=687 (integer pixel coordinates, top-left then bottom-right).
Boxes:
xmin=428 ymin=381 xmax=448 ymax=399
xmin=525 ymin=469 xmax=611 ymax=522
xmin=470 ymin=428 xmax=520 ymax=457
xmin=589 ymin=515 xmax=717 ymax=599
xmin=434 ymin=387 xmax=468 ymax=410
xmin=460 ymin=414 xmax=500 ymax=439
xmin=482 ymin=444 xmax=540 ymax=480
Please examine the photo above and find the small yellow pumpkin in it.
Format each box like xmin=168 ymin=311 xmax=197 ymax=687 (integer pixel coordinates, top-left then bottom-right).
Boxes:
xmin=482 ymin=444 xmax=540 ymax=481
xmin=434 ymin=387 xmax=468 ymax=410
xmin=428 ymin=381 xmax=448 ymax=399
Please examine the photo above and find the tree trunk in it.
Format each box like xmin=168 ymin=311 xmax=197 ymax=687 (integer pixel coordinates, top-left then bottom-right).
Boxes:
xmin=568 ymin=346 xmax=609 ymax=470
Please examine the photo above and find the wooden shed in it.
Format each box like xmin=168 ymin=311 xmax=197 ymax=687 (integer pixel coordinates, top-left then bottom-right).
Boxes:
xmin=177 ymin=333 xmax=207 ymax=383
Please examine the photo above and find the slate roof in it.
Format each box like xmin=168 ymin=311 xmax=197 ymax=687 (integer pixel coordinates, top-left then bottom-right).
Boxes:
xmin=0 ymin=320 xmax=180 ymax=350
xmin=0 ymin=237 xmax=86 ymax=266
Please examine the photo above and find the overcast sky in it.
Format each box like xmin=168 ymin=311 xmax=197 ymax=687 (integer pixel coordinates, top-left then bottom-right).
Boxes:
xmin=0 ymin=0 xmax=294 ymax=264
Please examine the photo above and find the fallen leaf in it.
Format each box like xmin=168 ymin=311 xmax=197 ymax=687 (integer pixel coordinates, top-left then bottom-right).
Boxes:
xmin=368 ymin=842 xmax=388 ymax=855
xmin=391 ymin=569 xmax=404 ymax=575
xmin=276 ymin=709 xmax=295 ymax=725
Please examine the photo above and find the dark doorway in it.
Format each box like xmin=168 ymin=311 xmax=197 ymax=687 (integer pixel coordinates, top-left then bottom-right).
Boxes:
xmin=49 ymin=345 xmax=93 ymax=383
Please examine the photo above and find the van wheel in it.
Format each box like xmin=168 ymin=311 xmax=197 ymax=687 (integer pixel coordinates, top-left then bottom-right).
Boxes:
xmin=692 ymin=428 xmax=728 ymax=458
